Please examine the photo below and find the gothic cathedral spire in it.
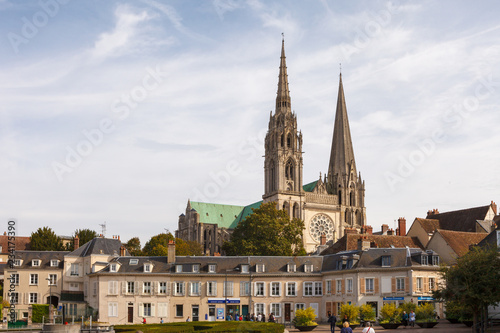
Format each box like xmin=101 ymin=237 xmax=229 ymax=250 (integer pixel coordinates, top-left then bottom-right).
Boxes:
xmin=326 ymin=73 xmax=366 ymax=227
xmin=263 ymin=38 xmax=304 ymax=220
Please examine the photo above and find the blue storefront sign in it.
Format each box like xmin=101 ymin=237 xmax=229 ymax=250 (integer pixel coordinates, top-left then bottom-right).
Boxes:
xmin=226 ymin=298 xmax=240 ymax=304
xmin=208 ymin=298 xmax=241 ymax=304
xmin=383 ymin=297 xmax=404 ymax=301
xmin=418 ymin=296 xmax=434 ymax=301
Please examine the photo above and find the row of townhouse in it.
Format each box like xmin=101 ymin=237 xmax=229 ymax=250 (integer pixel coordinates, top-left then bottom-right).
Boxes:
xmin=3 ymin=238 xmax=442 ymax=325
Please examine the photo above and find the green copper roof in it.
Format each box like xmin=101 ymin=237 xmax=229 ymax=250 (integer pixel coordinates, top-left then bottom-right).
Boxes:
xmin=303 ymin=180 xmax=318 ymax=192
xmin=236 ymin=201 xmax=262 ymax=223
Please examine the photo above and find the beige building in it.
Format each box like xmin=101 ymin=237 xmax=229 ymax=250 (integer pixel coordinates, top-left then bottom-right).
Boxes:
xmin=177 ymin=38 xmax=366 ymax=254
xmin=3 ymin=251 xmax=67 ymax=321
xmin=425 ymin=229 xmax=488 ymax=264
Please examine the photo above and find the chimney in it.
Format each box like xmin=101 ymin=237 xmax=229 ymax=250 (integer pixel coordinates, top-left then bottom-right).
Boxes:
xmin=213 ymin=252 xmax=221 ymax=257
xmin=118 ymin=235 xmax=120 ymax=241
xmin=387 ymin=228 xmax=394 ymax=236
xmin=167 ymin=240 xmax=176 ymax=263
xmin=344 ymin=227 xmax=357 ymax=236
xmin=74 ymin=235 xmax=79 ymax=250
xmin=357 ymin=237 xmax=370 ymax=251
xmin=320 ymin=234 xmax=326 ymax=246
xmin=120 ymin=245 xmax=126 ymax=256
xmin=491 ymin=201 xmax=497 ymax=215
xmin=3 ymin=231 xmax=6 ymax=236
xmin=398 ymin=217 xmax=407 ymax=236
xmin=381 ymin=224 xmax=389 ymax=235
xmin=366 ymin=225 xmax=373 ymax=235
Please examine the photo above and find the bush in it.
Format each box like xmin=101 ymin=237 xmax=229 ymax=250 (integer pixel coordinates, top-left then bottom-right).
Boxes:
xmin=338 ymin=303 xmax=360 ymax=324
xmin=444 ymin=300 xmax=472 ymax=321
xmin=32 ymin=304 xmax=49 ymax=323
xmin=416 ymin=303 xmax=436 ymax=322
xmin=398 ymin=302 xmax=416 ymax=314
xmin=293 ymin=307 xmax=318 ymax=327
xmin=379 ymin=303 xmax=401 ymax=324
xmin=114 ymin=322 xmax=284 ymax=333
xmin=359 ymin=304 xmax=376 ymax=321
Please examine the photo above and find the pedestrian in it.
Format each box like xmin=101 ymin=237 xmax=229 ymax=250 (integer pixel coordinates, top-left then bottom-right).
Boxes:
xmin=160 ymin=318 xmax=164 ymax=324
xmin=262 ymin=313 xmax=266 ymax=322
xmin=362 ymin=321 xmax=375 ymax=333
xmin=269 ymin=313 xmax=275 ymax=323
xmin=250 ymin=313 xmax=255 ymax=322
xmin=142 ymin=318 xmax=146 ymax=324
xmin=342 ymin=315 xmax=349 ymax=323
xmin=257 ymin=313 xmax=262 ymax=322
xmin=340 ymin=321 xmax=353 ymax=333
xmin=327 ymin=311 xmax=337 ymax=333
xmin=186 ymin=316 xmax=191 ymax=322
xmin=402 ymin=311 xmax=408 ymax=328
xmin=409 ymin=310 xmax=416 ymax=327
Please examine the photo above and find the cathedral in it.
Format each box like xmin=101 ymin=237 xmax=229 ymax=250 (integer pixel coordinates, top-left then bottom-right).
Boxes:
xmin=176 ymin=40 xmax=366 ymax=254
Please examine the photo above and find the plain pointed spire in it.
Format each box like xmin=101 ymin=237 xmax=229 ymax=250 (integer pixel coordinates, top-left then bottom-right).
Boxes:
xmin=328 ymin=73 xmax=357 ymax=180
xmin=275 ymin=37 xmax=291 ymax=114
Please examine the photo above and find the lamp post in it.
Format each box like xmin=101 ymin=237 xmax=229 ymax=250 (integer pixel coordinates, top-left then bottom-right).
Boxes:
xmin=46 ymin=277 xmax=53 ymax=323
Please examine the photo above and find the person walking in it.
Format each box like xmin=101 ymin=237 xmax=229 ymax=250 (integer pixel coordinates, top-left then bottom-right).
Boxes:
xmin=327 ymin=311 xmax=337 ymax=333
xmin=409 ymin=310 xmax=416 ymax=327
xmin=340 ymin=321 xmax=353 ymax=333
xmin=402 ymin=311 xmax=409 ymax=328
xmin=362 ymin=321 xmax=375 ymax=333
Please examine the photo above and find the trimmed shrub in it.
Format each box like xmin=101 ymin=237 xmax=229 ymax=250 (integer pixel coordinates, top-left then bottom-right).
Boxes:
xmin=293 ymin=307 xmax=318 ymax=327
xmin=416 ymin=303 xmax=436 ymax=322
xmin=114 ymin=321 xmax=284 ymax=333
xmin=339 ymin=303 xmax=360 ymax=324
xmin=359 ymin=304 xmax=376 ymax=321
xmin=379 ymin=303 xmax=401 ymax=324
xmin=32 ymin=304 xmax=49 ymax=323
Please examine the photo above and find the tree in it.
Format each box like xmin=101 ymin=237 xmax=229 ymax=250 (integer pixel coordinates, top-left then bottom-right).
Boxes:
xmin=434 ymin=245 xmax=500 ymax=333
xmin=66 ymin=229 xmax=97 ymax=251
xmin=142 ymin=233 xmax=203 ymax=257
xmin=125 ymin=237 xmax=143 ymax=256
xmin=222 ymin=202 xmax=306 ymax=256
xmin=30 ymin=227 xmax=64 ymax=251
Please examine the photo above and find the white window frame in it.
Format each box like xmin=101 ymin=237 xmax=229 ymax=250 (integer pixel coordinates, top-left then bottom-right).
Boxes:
xmin=314 ymin=281 xmax=322 ymax=296
xmin=256 ymin=264 xmax=265 ymax=273
xmin=14 ymin=259 xmax=21 ymax=266
xmin=255 ymin=303 xmax=265 ymax=315
xmin=129 ymin=259 xmax=139 ymax=265
xmin=326 ymin=280 xmax=332 ymax=294
xmin=396 ymin=277 xmax=405 ymax=291
xmin=143 ymin=303 xmax=152 ymax=317
xmin=110 ymin=264 xmax=117 ymax=272
xmin=108 ymin=281 xmax=118 ymax=295
xmin=127 ymin=281 xmax=135 ymax=294
xmin=429 ymin=277 xmax=435 ymax=290
xmin=70 ymin=263 xmax=79 ymax=276
xmin=304 ymin=264 xmax=313 ymax=273
xmin=144 ymin=264 xmax=151 ymax=272
xmin=287 ymin=263 xmax=296 ymax=272
xmin=255 ymin=282 xmax=265 ymax=296
xmin=48 ymin=274 xmax=57 ymax=286
xmin=192 ymin=265 xmax=199 ymax=273
xmin=270 ymin=303 xmax=281 ymax=317
xmin=347 ymin=278 xmax=353 ymax=293
xmin=174 ymin=282 xmax=185 ymax=296
xmin=366 ymin=278 xmax=374 ymax=293
xmin=29 ymin=292 xmax=38 ymax=304
xmin=11 ymin=273 xmax=19 ymax=285
xmin=416 ymin=277 xmax=423 ymax=291
xmin=108 ymin=302 xmax=118 ymax=317
xmin=241 ymin=265 xmax=249 ymax=273
xmin=175 ymin=265 xmax=182 ymax=273
xmin=295 ymin=303 xmax=305 ymax=312
xmin=50 ymin=260 xmax=58 ymax=267
xmin=207 ymin=281 xmax=217 ymax=296
xmin=143 ymin=281 xmax=152 ymax=294
xmin=208 ymin=264 xmax=216 ymax=273
xmin=286 ymin=282 xmax=297 ymax=296
xmin=223 ymin=281 xmax=233 ymax=297
xmin=189 ymin=281 xmax=201 ymax=296
xmin=303 ymin=282 xmax=313 ymax=296
xmin=9 ymin=292 xmax=19 ymax=304
xmin=270 ymin=282 xmax=281 ymax=297
xmin=159 ymin=282 xmax=167 ymax=295
xmin=240 ymin=281 xmax=250 ymax=296
xmin=336 ymin=279 xmax=342 ymax=294
xmin=30 ymin=274 xmax=38 ymax=285
xmin=32 ymin=260 xmax=40 ymax=267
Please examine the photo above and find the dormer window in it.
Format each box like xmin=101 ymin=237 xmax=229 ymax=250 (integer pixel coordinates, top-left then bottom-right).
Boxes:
xmin=346 ymin=259 xmax=353 ymax=269
xmin=304 ymin=264 xmax=313 ymax=273
xmin=129 ymin=259 xmax=139 ymax=265
xmin=208 ymin=264 xmax=216 ymax=273
xmin=287 ymin=263 xmax=296 ymax=273
xmin=256 ymin=264 xmax=265 ymax=273
xmin=192 ymin=264 xmax=200 ymax=273
xmin=32 ymin=260 xmax=40 ymax=267
xmin=110 ymin=264 xmax=117 ymax=272
xmin=421 ymin=255 xmax=428 ymax=265
xmin=144 ymin=263 xmax=151 ymax=273
xmin=381 ymin=256 xmax=391 ymax=267
xmin=432 ymin=256 xmax=439 ymax=266
xmin=50 ymin=260 xmax=59 ymax=267
xmin=176 ymin=265 xmax=182 ymax=273
xmin=336 ymin=260 xmax=342 ymax=270
xmin=241 ymin=265 xmax=249 ymax=273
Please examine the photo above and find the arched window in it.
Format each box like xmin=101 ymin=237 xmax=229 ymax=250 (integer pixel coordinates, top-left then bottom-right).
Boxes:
xmin=350 ymin=191 xmax=355 ymax=206
xmin=287 ymin=134 xmax=292 ymax=148
xmin=293 ymin=203 xmax=299 ymax=219
xmin=338 ymin=190 xmax=342 ymax=204
xmin=270 ymin=161 xmax=276 ymax=192
xmin=285 ymin=160 xmax=295 ymax=181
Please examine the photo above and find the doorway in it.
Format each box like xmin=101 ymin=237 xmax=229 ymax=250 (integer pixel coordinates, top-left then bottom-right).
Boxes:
xmin=128 ymin=305 xmax=133 ymax=323
xmin=192 ymin=305 xmax=199 ymax=322
xmin=208 ymin=305 xmax=216 ymax=321
xmin=284 ymin=303 xmax=291 ymax=322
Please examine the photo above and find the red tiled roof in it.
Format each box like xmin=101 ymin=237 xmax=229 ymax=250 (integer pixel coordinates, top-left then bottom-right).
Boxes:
xmin=427 ymin=205 xmax=491 ymax=233
xmin=414 ymin=218 xmax=440 ymax=233
xmin=320 ymin=234 xmax=424 ymax=255
xmin=436 ymin=229 xmax=488 ymax=257
xmin=0 ymin=235 xmax=30 ymax=253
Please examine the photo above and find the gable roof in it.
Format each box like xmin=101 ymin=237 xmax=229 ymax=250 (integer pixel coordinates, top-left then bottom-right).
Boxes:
xmin=435 ymin=229 xmax=488 ymax=257
xmin=320 ymin=234 xmax=424 ymax=255
xmin=0 ymin=235 xmax=30 ymax=254
xmin=303 ymin=180 xmax=318 ymax=192
xmin=426 ymin=205 xmax=492 ymax=233
xmin=66 ymin=237 xmax=128 ymax=257
xmin=414 ymin=218 xmax=440 ymax=234
xmin=10 ymin=251 xmax=68 ymax=269
xmin=478 ymin=227 xmax=500 ymax=249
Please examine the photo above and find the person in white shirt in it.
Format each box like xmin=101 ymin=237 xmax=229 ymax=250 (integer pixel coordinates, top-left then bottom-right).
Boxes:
xmin=362 ymin=321 xmax=375 ymax=333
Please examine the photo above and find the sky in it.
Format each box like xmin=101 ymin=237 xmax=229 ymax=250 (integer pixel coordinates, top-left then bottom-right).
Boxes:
xmin=1 ymin=0 xmax=500 ymax=247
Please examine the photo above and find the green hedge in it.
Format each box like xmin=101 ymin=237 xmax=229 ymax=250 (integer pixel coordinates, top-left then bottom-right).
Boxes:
xmin=32 ymin=304 xmax=49 ymax=323
xmin=114 ymin=321 xmax=284 ymax=333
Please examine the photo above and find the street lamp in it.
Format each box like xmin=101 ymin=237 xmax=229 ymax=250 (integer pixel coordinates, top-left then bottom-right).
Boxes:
xmin=46 ymin=277 xmax=53 ymax=323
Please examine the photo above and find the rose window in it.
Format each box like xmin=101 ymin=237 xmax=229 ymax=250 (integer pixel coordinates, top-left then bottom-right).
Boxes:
xmin=309 ymin=214 xmax=334 ymax=242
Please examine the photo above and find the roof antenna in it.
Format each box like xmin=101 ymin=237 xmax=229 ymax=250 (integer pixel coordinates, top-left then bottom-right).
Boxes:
xmin=99 ymin=222 xmax=106 ymax=238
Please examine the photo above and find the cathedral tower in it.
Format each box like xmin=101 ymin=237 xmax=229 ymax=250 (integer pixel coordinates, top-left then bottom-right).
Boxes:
xmin=326 ymin=74 xmax=366 ymax=228
xmin=263 ymin=38 xmax=305 ymax=219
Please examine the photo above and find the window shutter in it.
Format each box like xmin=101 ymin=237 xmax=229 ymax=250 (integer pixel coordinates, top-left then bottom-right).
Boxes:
xmin=374 ymin=278 xmax=379 ymax=294
xmin=167 ymin=281 xmax=171 ymax=295
xmin=279 ymin=282 xmax=282 ymax=296
xmin=413 ymin=277 xmax=417 ymax=291
xmin=152 ymin=281 xmax=157 ymax=295
xmin=135 ymin=281 xmax=139 ymax=295
xmin=423 ymin=277 xmax=429 ymax=292
xmin=151 ymin=303 xmax=156 ymax=317
xmin=240 ymin=282 xmax=244 ymax=296
xmin=360 ymin=278 xmax=365 ymax=294
xmin=405 ymin=277 xmax=410 ymax=293
xmin=121 ymin=282 xmax=126 ymax=295
xmin=391 ymin=278 xmax=396 ymax=292
xmin=188 ymin=282 xmax=193 ymax=296
xmin=341 ymin=280 xmax=345 ymax=293
xmin=139 ymin=303 xmax=143 ymax=317
xmin=333 ymin=281 xmax=336 ymax=294
xmin=230 ymin=282 xmax=234 ymax=296
xmin=79 ymin=264 xmax=83 ymax=277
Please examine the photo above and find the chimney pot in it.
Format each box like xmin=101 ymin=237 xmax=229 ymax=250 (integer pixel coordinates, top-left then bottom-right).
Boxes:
xmin=74 ymin=235 xmax=79 ymax=250
xmin=167 ymin=240 xmax=176 ymax=263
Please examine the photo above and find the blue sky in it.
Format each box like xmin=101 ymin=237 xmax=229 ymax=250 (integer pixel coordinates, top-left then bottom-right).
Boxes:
xmin=1 ymin=0 xmax=499 ymax=246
